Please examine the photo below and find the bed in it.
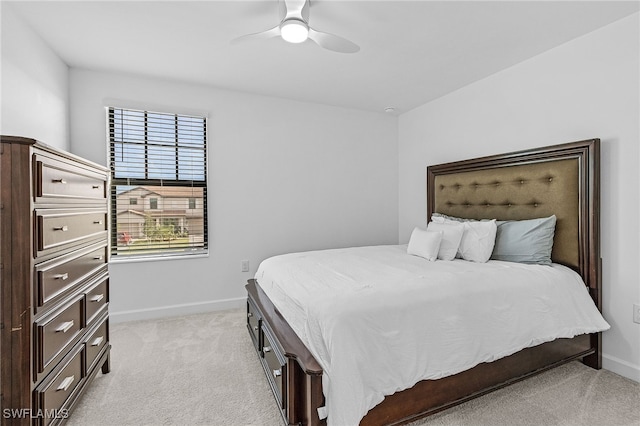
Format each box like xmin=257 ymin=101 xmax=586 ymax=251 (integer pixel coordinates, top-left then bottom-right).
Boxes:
xmin=245 ymin=139 xmax=605 ymax=426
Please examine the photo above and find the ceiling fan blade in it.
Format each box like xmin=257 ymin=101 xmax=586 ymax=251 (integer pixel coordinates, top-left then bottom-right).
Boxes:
xmin=231 ymin=25 xmax=281 ymax=45
xmin=278 ymin=0 xmax=287 ymax=22
xmin=308 ymin=28 xmax=360 ymax=54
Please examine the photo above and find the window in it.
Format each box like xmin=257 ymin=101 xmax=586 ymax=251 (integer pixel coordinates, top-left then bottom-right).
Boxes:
xmin=108 ymin=107 xmax=208 ymax=259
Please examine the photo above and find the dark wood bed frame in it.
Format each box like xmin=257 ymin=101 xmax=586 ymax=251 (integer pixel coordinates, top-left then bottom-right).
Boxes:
xmin=246 ymin=139 xmax=601 ymax=426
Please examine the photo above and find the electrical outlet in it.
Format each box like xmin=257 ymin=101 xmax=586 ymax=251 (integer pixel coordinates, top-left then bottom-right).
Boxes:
xmin=634 ymin=304 xmax=640 ymax=324
xmin=241 ymin=260 xmax=250 ymax=273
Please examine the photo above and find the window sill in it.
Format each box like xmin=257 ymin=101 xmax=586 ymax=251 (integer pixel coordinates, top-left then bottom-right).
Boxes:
xmin=110 ymin=251 xmax=209 ymax=264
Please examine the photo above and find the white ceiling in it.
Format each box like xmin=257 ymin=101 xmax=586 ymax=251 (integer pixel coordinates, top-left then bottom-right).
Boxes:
xmin=6 ymin=1 xmax=639 ymax=114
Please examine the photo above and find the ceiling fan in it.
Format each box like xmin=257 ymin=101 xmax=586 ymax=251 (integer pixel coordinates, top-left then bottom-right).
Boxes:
xmin=232 ymin=0 xmax=360 ymax=54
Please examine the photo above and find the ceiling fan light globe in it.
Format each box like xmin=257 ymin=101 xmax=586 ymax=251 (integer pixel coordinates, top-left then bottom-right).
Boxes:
xmin=280 ymin=20 xmax=309 ymax=43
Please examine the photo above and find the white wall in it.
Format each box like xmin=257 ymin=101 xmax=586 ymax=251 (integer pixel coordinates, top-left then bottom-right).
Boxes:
xmin=69 ymin=69 xmax=399 ymax=322
xmin=0 ymin=3 xmax=69 ymax=149
xmin=399 ymin=13 xmax=640 ymax=381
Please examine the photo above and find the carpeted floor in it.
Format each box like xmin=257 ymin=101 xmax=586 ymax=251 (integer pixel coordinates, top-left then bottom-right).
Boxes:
xmin=67 ymin=308 xmax=640 ymax=426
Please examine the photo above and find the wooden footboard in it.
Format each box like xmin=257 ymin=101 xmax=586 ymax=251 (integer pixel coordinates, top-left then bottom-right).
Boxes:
xmin=362 ymin=334 xmax=594 ymax=426
xmin=247 ymin=279 xmax=324 ymax=426
xmin=246 ymin=279 xmax=598 ymax=426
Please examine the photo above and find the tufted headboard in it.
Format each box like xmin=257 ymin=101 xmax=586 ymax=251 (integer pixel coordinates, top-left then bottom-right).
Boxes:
xmin=427 ymin=139 xmax=600 ymax=305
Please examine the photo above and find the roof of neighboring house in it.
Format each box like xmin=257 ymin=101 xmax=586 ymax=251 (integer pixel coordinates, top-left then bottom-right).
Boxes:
xmin=117 ymin=186 xmax=203 ymax=198
xmin=116 ymin=209 xmax=146 ymax=217
xmin=140 ymin=186 xmax=203 ymax=198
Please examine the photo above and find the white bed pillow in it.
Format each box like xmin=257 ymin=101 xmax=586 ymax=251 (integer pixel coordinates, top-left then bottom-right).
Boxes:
xmin=458 ymin=220 xmax=497 ymax=263
xmin=407 ymin=227 xmax=443 ymax=261
xmin=426 ymin=222 xmax=464 ymax=261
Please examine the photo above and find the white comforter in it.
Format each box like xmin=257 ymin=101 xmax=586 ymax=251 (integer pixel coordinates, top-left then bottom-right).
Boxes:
xmin=255 ymin=245 xmax=609 ymax=426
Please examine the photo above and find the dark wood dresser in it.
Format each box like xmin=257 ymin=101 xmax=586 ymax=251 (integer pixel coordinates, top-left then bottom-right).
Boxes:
xmin=1 ymin=136 xmax=111 ymax=425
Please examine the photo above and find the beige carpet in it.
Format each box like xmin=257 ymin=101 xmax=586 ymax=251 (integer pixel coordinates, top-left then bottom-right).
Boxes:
xmin=67 ymin=308 xmax=640 ymax=426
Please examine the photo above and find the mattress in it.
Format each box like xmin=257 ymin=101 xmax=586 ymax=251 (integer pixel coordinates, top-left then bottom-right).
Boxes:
xmin=255 ymin=245 xmax=610 ymax=426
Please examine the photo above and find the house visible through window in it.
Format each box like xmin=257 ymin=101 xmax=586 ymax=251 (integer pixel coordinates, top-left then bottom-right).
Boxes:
xmin=108 ymin=107 xmax=208 ymax=258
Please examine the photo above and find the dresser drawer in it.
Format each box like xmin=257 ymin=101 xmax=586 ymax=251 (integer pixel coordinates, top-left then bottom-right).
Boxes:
xmin=84 ymin=274 xmax=109 ymax=324
xmin=35 ymin=208 xmax=107 ymax=258
xmin=35 ymin=295 xmax=84 ymax=376
xmin=35 ymin=242 xmax=108 ymax=313
xmin=84 ymin=316 xmax=108 ymax=374
xmin=34 ymin=153 xmax=107 ymax=204
xmin=34 ymin=345 xmax=84 ymax=426
xmin=261 ymin=326 xmax=286 ymax=409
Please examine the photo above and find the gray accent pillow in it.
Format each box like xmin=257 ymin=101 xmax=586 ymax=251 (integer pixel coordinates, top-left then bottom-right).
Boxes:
xmin=490 ymin=215 xmax=556 ymax=265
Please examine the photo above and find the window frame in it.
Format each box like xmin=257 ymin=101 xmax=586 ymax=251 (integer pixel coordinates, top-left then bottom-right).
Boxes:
xmin=107 ymin=106 xmax=209 ymax=261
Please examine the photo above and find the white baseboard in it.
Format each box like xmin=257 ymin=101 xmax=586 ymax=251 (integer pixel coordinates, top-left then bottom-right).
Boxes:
xmin=603 ymin=353 xmax=640 ymax=382
xmin=109 ymin=297 xmax=245 ymax=324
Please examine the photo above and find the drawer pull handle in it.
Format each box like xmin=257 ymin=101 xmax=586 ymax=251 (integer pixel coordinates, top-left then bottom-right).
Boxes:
xmin=273 ymin=369 xmax=282 ymax=378
xmin=247 ymin=312 xmax=253 ymax=318
xmin=92 ymin=185 xmax=101 ymax=189
xmin=90 ymin=294 xmax=104 ymax=303
xmin=263 ymin=346 xmax=271 ymax=353
xmin=91 ymin=336 xmax=104 ymax=347
xmin=93 ymin=220 xmax=103 ymax=225
xmin=253 ymin=326 xmax=258 ymax=331
xmin=56 ymin=321 xmax=74 ymax=333
xmin=53 ymin=225 xmax=68 ymax=232
xmin=52 ymin=179 xmax=67 ymax=184
xmin=54 ymin=273 xmax=69 ymax=281
xmin=93 ymin=255 xmax=104 ymax=260
xmin=56 ymin=375 xmax=75 ymax=392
